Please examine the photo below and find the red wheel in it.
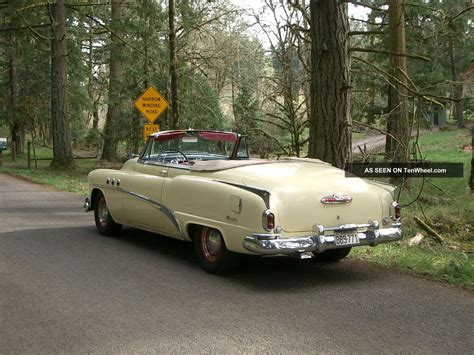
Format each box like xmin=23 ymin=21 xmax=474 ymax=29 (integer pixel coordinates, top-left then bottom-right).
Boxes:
xmin=194 ymin=226 xmax=238 ymax=274
xmin=94 ymin=191 xmax=122 ymax=236
xmin=200 ymin=227 xmax=222 ymax=262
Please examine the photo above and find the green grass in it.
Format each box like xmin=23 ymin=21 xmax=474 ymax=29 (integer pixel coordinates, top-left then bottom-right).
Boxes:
xmin=351 ymin=244 xmax=473 ymax=288
xmin=350 ymin=126 xmax=473 ymax=288
xmin=399 ymin=128 xmax=473 ymax=245
xmin=0 ymin=166 xmax=90 ymax=196
xmin=0 ymin=146 xmax=95 ymax=196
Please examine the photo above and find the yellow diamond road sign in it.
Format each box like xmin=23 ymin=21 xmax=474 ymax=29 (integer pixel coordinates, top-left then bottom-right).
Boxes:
xmin=134 ymin=86 xmax=169 ymax=123
xmin=143 ymin=124 xmax=160 ymax=141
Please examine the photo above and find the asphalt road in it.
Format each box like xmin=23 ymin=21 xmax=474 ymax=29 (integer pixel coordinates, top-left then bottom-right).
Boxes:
xmin=1 ymin=173 xmax=473 ymax=354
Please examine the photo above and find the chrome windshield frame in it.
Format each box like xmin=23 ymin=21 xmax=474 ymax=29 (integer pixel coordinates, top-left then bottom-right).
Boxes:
xmin=140 ymin=129 xmax=247 ymax=162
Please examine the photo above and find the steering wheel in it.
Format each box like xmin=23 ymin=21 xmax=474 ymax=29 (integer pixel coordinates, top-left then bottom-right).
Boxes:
xmin=159 ymin=149 xmax=189 ymax=164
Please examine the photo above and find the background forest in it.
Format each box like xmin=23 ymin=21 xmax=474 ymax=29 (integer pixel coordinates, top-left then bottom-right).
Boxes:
xmin=0 ymin=0 xmax=472 ymax=165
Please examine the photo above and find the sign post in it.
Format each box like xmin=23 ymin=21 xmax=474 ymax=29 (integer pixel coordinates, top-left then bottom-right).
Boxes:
xmin=134 ymin=86 xmax=169 ymax=141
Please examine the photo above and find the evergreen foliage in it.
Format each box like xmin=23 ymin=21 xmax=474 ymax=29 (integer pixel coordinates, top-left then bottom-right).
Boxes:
xmin=0 ymin=0 xmax=472 ymax=162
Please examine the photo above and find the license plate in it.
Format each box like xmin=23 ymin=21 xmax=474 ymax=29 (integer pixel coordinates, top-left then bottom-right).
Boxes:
xmin=334 ymin=234 xmax=359 ymax=246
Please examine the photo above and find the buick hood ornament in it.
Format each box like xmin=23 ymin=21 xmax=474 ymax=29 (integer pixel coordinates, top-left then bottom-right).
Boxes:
xmin=321 ymin=194 xmax=353 ymax=204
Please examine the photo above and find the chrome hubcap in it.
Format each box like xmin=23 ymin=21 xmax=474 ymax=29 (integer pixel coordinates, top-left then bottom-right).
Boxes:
xmin=201 ymin=227 xmax=221 ymax=262
xmin=98 ymin=197 xmax=109 ymax=226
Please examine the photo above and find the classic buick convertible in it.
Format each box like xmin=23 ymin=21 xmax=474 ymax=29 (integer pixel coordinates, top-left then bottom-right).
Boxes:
xmin=85 ymin=130 xmax=402 ymax=273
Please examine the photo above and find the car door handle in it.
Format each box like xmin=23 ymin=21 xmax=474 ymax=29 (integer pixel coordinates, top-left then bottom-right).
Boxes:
xmin=160 ymin=170 xmax=167 ymax=177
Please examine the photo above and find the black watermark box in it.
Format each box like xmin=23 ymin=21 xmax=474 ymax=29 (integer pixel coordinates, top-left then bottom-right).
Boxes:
xmin=345 ymin=162 xmax=464 ymax=178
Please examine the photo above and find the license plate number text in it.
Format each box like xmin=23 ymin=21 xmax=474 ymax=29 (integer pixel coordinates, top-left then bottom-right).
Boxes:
xmin=335 ymin=234 xmax=359 ymax=246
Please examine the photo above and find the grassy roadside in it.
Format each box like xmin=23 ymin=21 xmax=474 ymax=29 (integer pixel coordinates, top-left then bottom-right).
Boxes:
xmin=0 ymin=146 xmax=92 ymax=196
xmin=0 ymin=166 xmax=90 ymax=196
xmin=351 ymin=244 xmax=473 ymax=288
xmin=1 ymin=128 xmax=472 ymax=288
xmin=350 ymin=127 xmax=473 ymax=289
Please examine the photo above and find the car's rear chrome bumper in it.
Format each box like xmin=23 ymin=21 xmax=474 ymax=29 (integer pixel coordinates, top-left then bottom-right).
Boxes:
xmin=243 ymin=221 xmax=402 ymax=256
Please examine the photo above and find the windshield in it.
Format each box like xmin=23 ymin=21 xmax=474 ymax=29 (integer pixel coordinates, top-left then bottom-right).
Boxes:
xmin=141 ymin=130 xmax=248 ymax=164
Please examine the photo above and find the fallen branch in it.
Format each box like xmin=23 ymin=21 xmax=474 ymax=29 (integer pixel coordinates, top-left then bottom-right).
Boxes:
xmin=414 ymin=216 xmax=444 ymax=243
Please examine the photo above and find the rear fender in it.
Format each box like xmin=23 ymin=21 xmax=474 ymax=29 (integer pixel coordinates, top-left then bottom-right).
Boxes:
xmin=163 ymin=176 xmax=269 ymax=253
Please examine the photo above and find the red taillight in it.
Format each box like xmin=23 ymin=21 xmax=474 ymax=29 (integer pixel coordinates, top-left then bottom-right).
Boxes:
xmin=395 ymin=204 xmax=401 ymax=220
xmin=391 ymin=202 xmax=401 ymax=221
xmin=262 ymin=210 xmax=275 ymax=231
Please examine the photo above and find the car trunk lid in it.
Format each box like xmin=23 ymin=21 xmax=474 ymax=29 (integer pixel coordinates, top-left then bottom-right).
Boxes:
xmin=216 ymin=161 xmax=383 ymax=233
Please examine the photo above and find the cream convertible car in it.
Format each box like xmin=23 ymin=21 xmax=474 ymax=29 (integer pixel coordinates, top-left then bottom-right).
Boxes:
xmin=85 ymin=130 xmax=402 ymax=273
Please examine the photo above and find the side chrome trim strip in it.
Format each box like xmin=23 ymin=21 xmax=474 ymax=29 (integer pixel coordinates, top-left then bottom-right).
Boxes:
xmin=92 ymin=184 xmax=184 ymax=238
xmin=125 ymin=190 xmax=184 ymax=236
xmin=215 ymin=180 xmax=271 ymax=209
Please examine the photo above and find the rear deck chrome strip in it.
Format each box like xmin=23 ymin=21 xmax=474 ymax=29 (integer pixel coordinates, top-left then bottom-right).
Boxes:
xmin=215 ymin=180 xmax=271 ymax=209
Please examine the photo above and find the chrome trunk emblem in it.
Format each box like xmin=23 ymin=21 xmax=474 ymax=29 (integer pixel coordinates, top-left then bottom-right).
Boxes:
xmin=321 ymin=194 xmax=353 ymax=204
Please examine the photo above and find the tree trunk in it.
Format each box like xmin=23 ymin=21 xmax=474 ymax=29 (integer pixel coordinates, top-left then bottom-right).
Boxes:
xmin=308 ymin=0 xmax=351 ymax=168
xmin=169 ymin=0 xmax=180 ymax=129
xmin=231 ymin=75 xmax=239 ymax=123
xmin=6 ymin=1 xmax=26 ymax=159
xmin=386 ymin=0 xmax=410 ymax=163
xmin=470 ymin=128 xmax=474 ymax=193
xmin=87 ymin=20 xmax=100 ymax=131
xmin=448 ymin=33 xmax=465 ymax=128
xmin=302 ymin=1 xmax=312 ymax=149
xmin=282 ymin=49 xmax=293 ymax=155
xmin=50 ymin=0 xmax=75 ymax=169
xmin=86 ymin=29 xmax=98 ymax=130
xmin=385 ymin=83 xmax=393 ymax=156
xmin=92 ymin=102 xmax=100 ymax=130
xmin=101 ymin=0 xmax=124 ymax=161
xmin=133 ymin=26 xmax=149 ymax=153
xmin=7 ymin=24 xmax=19 ymax=161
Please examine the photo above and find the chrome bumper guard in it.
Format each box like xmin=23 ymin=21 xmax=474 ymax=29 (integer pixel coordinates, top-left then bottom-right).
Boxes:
xmin=243 ymin=220 xmax=402 ymax=256
xmin=84 ymin=198 xmax=92 ymax=212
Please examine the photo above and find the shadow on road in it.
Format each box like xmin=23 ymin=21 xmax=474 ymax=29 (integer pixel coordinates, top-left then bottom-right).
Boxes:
xmin=0 ymin=224 xmax=383 ymax=292
xmin=115 ymin=226 xmax=378 ymax=292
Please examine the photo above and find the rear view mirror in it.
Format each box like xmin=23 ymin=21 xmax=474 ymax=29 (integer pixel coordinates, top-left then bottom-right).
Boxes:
xmin=182 ymin=136 xmax=198 ymax=143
